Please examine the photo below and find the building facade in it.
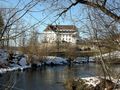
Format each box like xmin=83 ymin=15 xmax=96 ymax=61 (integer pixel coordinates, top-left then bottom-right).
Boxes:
xmin=44 ymin=25 xmax=79 ymax=44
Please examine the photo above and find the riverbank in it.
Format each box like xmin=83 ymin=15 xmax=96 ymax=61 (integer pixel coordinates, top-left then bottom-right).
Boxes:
xmin=0 ymin=49 xmax=94 ymax=74
xmin=0 ymin=65 xmax=31 ymax=73
xmin=64 ymin=76 xmax=120 ymax=90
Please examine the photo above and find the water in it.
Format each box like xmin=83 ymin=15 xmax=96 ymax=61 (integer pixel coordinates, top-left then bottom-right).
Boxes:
xmin=0 ymin=63 xmax=120 ymax=90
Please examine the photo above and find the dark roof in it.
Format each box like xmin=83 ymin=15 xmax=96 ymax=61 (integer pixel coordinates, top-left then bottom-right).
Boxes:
xmin=44 ymin=25 xmax=77 ymax=32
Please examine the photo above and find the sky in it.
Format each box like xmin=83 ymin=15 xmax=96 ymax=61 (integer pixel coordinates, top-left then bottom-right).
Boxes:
xmin=0 ymin=0 xmax=119 ymax=33
xmin=1 ymin=0 xmax=120 ymax=46
xmin=0 ymin=0 xmax=88 ymax=34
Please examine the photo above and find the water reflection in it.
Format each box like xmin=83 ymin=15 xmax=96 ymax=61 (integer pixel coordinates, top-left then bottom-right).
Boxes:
xmin=0 ymin=63 xmax=120 ymax=90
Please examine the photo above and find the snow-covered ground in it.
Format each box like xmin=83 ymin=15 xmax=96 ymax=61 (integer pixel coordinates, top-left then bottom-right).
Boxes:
xmin=81 ymin=76 xmax=100 ymax=87
xmin=75 ymin=76 xmax=120 ymax=89
xmin=0 ymin=65 xmax=30 ymax=73
xmin=44 ymin=56 xmax=68 ymax=65
xmin=0 ymin=49 xmax=69 ymax=73
xmin=73 ymin=57 xmax=95 ymax=64
xmin=102 ymin=51 xmax=120 ymax=58
xmin=0 ymin=49 xmax=30 ymax=74
xmin=0 ymin=49 xmax=96 ymax=73
xmin=95 ymin=51 xmax=120 ymax=59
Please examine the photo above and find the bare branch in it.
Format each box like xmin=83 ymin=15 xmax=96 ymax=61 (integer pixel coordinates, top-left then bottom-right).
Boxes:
xmin=103 ymin=0 xmax=107 ymax=6
xmin=0 ymin=0 xmax=38 ymax=40
xmin=57 ymin=1 xmax=78 ymax=17
xmin=77 ymin=0 xmax=120 ymax=22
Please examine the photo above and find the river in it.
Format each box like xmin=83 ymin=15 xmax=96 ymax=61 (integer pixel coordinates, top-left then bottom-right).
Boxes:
xmin=0 ymin=63 xmax=120 ymax=90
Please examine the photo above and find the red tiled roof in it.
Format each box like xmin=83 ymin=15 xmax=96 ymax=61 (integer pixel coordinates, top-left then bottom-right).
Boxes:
xmin=44 ymin=25 xmax=77 ymax=31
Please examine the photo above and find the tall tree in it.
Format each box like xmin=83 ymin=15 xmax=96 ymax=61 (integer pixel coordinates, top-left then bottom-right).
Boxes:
xmin=0 ymin=11 xmax=4 ymax=47
xmin=0 ymin=11 xmax=4 ymax=37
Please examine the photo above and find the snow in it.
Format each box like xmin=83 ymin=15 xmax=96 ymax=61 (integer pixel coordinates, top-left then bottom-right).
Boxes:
xmin=89 ymin=57 xmax=95 ymax=62
xmin=73 ymin=57 xmax=88 ymax=63
xmin=79 ymin=76 xmax=120 ymax=88
xmin=102 ymin=51 xmax=120 ymax=58
xmin=81 ymin=76 xmax=100 ymax=87
xmin=0 ymin=49 xmax=120 ymax=89
xmin=73 ymin=57 xmax=95 ymax=64
xmin=0 ymin=66 xmax=31 ymax=74
xmin=45 ymin=56 xmax=68 ymax=65
xmin=95 ymin=51 xmax=120 ymax=59
xmin=0 ymin=49 xmax=68 ymax=73
xmin=0 ymin=55 xmax=68 ymax=73
xmin=0 ymin=49 xmax=30 ymax=74
xmin=19 ymin=57 xmax=27 ymax=66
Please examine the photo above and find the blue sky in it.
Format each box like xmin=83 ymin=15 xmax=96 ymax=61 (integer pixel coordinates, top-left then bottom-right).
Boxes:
xmin=0 ymin=0 xmax=119 ymax=35
xmin=0 ymin=0 xmax=89 ymax=38
xmin=1 ymin=0 xmax=120 ymax=46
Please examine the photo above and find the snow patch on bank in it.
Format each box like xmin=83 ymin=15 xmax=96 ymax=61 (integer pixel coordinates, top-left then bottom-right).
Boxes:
xmin=81 ymin=77 xmax=100 ymax=87
xmin=0 ymin=65 xmax=31 ymax=74
xmin=0 ymin=49 xmax=30 ymax=74
xmin=45 ymin=56 xmax=67 ymax=65
xmin=95 ymin=51 xmax=120 ymax=59
xmin=80 ymin=76 xmax=120 ymax=88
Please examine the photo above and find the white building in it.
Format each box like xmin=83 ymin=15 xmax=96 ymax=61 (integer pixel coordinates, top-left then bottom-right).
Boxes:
xmin=44 ymin=25 xmax=79 ymax=44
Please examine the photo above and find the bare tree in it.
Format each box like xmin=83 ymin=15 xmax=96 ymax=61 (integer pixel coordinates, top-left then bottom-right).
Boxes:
xmin=0 ymin=0 xmax=40 ymax=47
xmin=55 ymin=0 xmax=120 ymax=22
